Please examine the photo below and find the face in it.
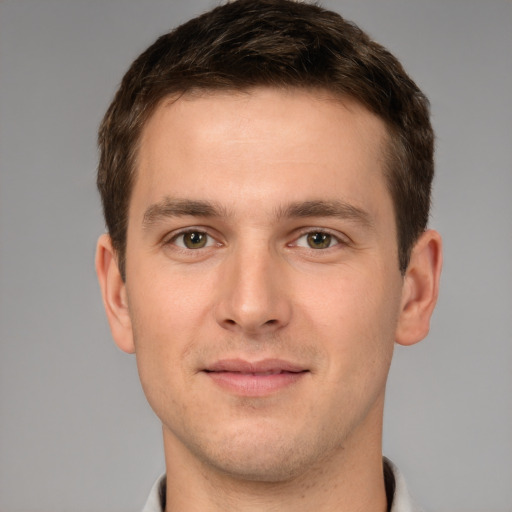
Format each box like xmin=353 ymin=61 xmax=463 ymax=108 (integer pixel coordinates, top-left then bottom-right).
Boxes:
xmin=111 ymin=88 xmax=409 ymax=481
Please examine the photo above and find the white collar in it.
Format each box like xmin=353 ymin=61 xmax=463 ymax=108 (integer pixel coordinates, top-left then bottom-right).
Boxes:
xmin=142 ymin=457 xmax=422 ymax=512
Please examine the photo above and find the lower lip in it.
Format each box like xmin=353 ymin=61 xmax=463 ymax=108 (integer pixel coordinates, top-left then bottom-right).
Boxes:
xmin=205 ymin=371 xmax=306 ymax=396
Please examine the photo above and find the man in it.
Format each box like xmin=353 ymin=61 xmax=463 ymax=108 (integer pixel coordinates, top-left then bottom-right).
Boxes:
xmin=95 ymin=0 xmax=442 ymax=510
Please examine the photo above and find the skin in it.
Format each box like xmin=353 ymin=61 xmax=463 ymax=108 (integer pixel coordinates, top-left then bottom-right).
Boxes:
xmin=96 ymin=87 xmax=442 ymax=511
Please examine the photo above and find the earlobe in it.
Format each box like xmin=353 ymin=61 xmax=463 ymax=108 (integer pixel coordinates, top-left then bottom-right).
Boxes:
xmin=395 ymin=229 xmax=443 ymax=346
xmin=95 ymin=234 xmax=135 ymax=354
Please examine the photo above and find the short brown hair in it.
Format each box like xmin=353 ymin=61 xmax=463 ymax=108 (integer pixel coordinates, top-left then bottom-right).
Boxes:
xmin=98 ymin=0 xmax=434 ymax=279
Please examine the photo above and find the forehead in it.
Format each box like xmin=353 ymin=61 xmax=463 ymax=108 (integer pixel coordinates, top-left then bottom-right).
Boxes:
xmin=133 ymin=87 xmax=392 ymax=221
xmin=151 ymin=87 xmax=389 ymax=149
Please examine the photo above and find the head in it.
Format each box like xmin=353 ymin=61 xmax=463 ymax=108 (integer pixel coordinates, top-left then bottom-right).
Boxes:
xmin=97 ymin=0 xmax=433 ymax=280
xmin=95 ymin=0 xmax=442 ymax=490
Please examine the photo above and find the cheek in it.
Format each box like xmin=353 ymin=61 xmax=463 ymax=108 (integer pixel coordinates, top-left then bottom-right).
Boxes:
xmin=127 ymin=264 xmax=212 ymax=332
xmin=125 ymin=273 xmax=204 ymax=390
xmin=304 ymin=267 xmax=401 ymax=375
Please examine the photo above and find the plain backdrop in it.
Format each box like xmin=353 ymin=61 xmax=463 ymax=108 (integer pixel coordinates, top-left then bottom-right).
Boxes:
xmin=1 ymin=1 xmax=511 ymax=511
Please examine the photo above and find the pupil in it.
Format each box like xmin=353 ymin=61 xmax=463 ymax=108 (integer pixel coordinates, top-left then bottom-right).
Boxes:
xmin=185 ymin=232 xmax=206 ymax=248
xmin=308 ymin=232 xmax=331 ymax=249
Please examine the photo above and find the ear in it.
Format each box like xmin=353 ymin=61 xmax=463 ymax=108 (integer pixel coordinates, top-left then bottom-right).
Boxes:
xmin=395 ymin=229 xmax=443 ymax=346
xmin=95 ymin=234 xmax=135 ymax=354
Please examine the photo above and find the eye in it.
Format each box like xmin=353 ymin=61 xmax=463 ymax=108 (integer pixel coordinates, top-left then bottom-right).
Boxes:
xmin=172 ymin=230 xmax=213 ymax=249
xmin=295 ymin=231 xmax=340 ymax=249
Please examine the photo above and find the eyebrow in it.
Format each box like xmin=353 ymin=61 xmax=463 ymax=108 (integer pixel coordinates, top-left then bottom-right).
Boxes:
xmin=142 ymin=197 xmax=373 ymax=229
xmin=277 ymin=200 xmax=374 ymax=228
xmin=142 ymin=198 xmax=228 ymax=228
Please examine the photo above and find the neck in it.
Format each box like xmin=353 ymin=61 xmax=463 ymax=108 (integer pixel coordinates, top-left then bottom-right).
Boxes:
xmin=162 ymin=399 xmax=388 ymax=512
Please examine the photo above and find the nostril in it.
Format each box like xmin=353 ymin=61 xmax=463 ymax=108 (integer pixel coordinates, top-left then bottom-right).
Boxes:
xmin=221 ymin=318 xmax=279 ymax=330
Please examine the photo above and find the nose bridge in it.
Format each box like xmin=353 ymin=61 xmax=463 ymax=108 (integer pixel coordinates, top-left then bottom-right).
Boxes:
xmin=215 ymin=236 xmax=291 ymax=334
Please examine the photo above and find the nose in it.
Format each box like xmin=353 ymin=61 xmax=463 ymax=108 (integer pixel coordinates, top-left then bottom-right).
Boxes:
xmin=214 ymin=244 xmax=292 ymax=336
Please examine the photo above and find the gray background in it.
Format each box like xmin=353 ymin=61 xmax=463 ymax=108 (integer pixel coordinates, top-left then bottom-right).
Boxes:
xmin=1 ymin=1 xmax=511 ymax=511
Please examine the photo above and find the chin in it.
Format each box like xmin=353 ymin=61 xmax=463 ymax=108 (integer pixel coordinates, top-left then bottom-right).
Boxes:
xmin=196 ymin=427 xmax=332 ymax=484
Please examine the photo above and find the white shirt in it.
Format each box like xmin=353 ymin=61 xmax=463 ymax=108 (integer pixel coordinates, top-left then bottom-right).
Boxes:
xmin=142 ymin=457 xmax=422 ymax=512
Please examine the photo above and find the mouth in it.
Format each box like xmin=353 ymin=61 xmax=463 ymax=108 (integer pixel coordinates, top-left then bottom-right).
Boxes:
xmin=203 ymin=359 xmax=309 ymax=396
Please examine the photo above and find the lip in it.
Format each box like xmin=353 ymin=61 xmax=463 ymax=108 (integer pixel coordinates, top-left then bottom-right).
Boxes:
xmin=203 ymin=358 xmax=308 ymax=396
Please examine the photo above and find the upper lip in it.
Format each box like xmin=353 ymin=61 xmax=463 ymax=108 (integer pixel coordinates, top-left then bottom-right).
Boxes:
xmin=205 ymin=358 xmax=307 ymax=374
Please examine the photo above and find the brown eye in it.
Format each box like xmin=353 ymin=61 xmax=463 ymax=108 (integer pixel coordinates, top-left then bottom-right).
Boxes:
xmin=306 ymin=232 xmax=333 ymax=249
xmin=180 ymin=231 xmax=208 ymax=249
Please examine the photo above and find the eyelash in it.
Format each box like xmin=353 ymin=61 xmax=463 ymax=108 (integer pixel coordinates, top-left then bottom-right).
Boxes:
xmin=165 ymin=229 xmax=220 ymax=250
xmin=290 ymin=229 xmax=348 ymax=251
xmin=164 ymin=227 xmax=348 ymax=252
